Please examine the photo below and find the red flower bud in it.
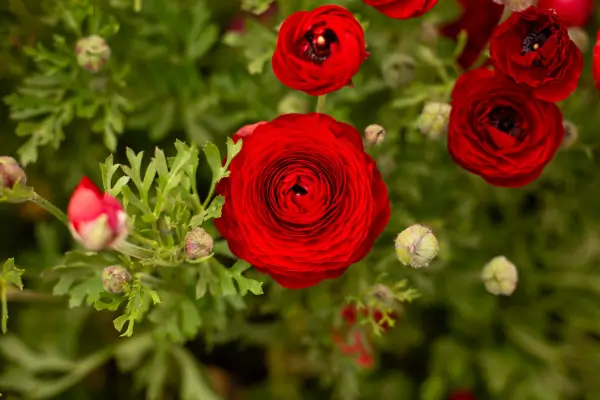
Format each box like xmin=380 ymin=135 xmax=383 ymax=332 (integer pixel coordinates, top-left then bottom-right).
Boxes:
xmin=67 ymin=177 xmax=128 ymax=251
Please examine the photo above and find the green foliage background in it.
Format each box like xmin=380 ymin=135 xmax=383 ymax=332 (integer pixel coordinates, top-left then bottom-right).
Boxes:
xmin=2 ymin=0 xmax=600 ymax=399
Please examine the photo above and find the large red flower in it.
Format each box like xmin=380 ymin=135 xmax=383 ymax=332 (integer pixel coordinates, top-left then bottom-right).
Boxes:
xmin=67 ymin=177 xmax=128 ymax=251
xmin=537 ymin=0 xmax=594 ymax=27
xmin=361 ymin=0 xmax=438 ymax=19
xmin=271 ymin=5 xmax=368 ymax=96
xmin=489 ymin=6 xmax=583 ymax=102
xmin=214 ymin=114 xmax=390 ymax=289
xmin=448 ymin=68 xmax=564 ymax=188
xmin=440 ymin=0 xmax=505 ymax=69
xmin=594 ymin=31 xmax=600 ymax=90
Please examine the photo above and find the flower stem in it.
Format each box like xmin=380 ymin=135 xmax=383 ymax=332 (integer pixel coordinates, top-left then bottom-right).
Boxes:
xmin=316 ymin=95 xmax=327 ymax=114
xmin=114 ymin=241 xmax=155 ymax=259
xmin=30 ymin=192 xmax=68 ymax=226
xmin=133 ymin=0 xmax=142 ymax=12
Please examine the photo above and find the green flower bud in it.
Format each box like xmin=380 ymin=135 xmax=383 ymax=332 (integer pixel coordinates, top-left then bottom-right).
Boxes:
xmin=364 ymin=124 xmax=386 ymax=146
xmin=395 ymin=224 xmax=439 ymax=268
xmin=277 ymin=93 xmax=309 ymax=115
xmin=369 ymin=284 xmax=395 ymax=308
xmin=75 ymin=35 xmax=111 ymax=73
xmin=417 ymin=102 xmax=451 ymax=140
xmin=382 ymin=54 xmax=415 ymax=88
xmin=481 ymin=256 xmax=518 ymax=296
xmin=561 ymin=120 xmax=578 ymax=149
xmin=0 ymin=156 xmax=26 ymax=189
xmin=492 ymin=0 xmax=536 ymax=11
xmin=184 ymin=228 xmax=214 ymax=260
xmin=568 ymin=28 xmax=589 ymax=52
xmin=102 ymin=266 xmax=132 ymax=294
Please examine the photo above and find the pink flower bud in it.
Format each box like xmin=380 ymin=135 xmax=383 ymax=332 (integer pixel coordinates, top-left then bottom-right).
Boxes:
xmin=67 ymin=177 xmax=128 ymax=251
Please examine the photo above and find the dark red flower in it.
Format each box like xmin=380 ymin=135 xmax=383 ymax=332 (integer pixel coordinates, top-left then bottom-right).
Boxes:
xmin=449 ymin=389 xmax=477 ymax=400
xmin=214 ymin=114 xmax=390 ymax=289
xmin=440 ymin=0 xmax=505 ymax=69
xmin=271 ymin=5 xmax=368 ymax=96
xmin=361 ymin=0 xmax=438 ymax=19
xmin=67 ymin=177 xmax=128 ymax=251
xmin=448 ymin=68 xmax=564 ymax=188
xmin=537 ymin=0 xmax=594 ymax=27
xmin=594 ymin=31 xmax=600 ymax=90
xmin=489 ymin=6 xmax=583 ymax=102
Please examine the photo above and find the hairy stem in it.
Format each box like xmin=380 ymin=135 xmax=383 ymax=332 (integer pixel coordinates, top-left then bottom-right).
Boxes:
xmin=316 ymin=95 xmax=327 ymax=114
xmin=30 ymin=192 xmax=68 ymax=226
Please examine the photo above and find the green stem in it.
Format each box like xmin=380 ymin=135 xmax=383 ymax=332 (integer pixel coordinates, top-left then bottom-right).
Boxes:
xmin=114 ymin=241 xmax=155 ymax=259
xmin=30 ymin=192 xmax=68 ymax=226
xmin=316 ymin=95 xmax=327 ymax=114
xmin=133 ymin=0 xmax=142 ymax=12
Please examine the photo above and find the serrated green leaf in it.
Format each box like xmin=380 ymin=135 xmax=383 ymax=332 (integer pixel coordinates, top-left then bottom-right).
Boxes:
xmin=202 ymin=142 xmax=222 ymax=179
xmin=67 ymin=275 xmax=104 ymax=308
xmin=171 ymin=346 xmax=221 ymax=400
xmin=1 ymin=259 xmax=25 ymax=333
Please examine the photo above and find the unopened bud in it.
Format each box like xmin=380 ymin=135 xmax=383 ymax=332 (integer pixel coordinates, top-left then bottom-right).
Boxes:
xmin=561 ymin=120 xmax=578 ymax=149
xmin=382 ymin=54 xmax=415 ymax=88
xmin=364 ymin=124 xmax=385 ymax=146
xmin=0 ymin=156 xmax=26 ymax=189
xmin=102 ymin=266 xmax=132 ymax=294
xmin=369 ymin=284 xmax=395 ymax=308
xmin=395 ymin=224 xmax=439 ymax=268
xmin=277 ymin=93 xmax=309 ymax=115
xmin=569 ymin=28 xmax=589 ymax=52
xmin=420 ymin=20 xmax=439 ymax=44
xmin=184 ymin=228 xmax=214 ymax=260
xmin=418 ymin=102 xmax=451 ymax=140
xmin=481 ymin=256 xmax=518 ymax=296
xmin=75 ymin=35 xmax=111 ymax=73
xmin=492 ymin=0 xmax=536 ymax=11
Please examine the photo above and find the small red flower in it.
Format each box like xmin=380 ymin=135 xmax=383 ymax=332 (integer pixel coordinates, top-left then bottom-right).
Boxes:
xmin=215 ymin=114 xmax=390 ymax=289
xmin=361 ymin=0 xmax=438 ymax=19
xmin=333 ymin=305 xmax=397 ymax=368
xmin=271 ymin=5 xmax=368 ymax=96
xmin=449 ymin=389 xmax=477 ymax=400
xmin=67 ymin=177 xmax=128 ymax=251
xmin=440 ymin=0 xmax=505 ymax=69
xmin=594 ymin=31 xmax=600 ymax=90
xmin=448 ymin=68 xmax=564 ymax=188
xmin=537 ymin=0 xmax=594 ymax=27
xmin=489 ymin=6 xmax=583 ymax=102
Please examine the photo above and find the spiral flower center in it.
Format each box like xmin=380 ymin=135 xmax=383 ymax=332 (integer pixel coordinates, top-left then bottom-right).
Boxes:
xmin=489 ymin=107 xmax=523 ymax=139
xmin=521 ymin=27 xmax=552 ymax=53
xmin=290 ymin=183 xmax=308 ymax=196
xmin=300 ymin=24 xmax=338 ymax=64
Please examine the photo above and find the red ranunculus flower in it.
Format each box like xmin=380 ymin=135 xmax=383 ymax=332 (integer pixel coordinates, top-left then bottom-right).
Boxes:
xmin=489 ymin=6 xmax=583 ymax=102
xmin=440 ymin=0 xmax=505 ymax=69
xmin=67 ymin=177 xmax=128 ymax=251
xmin=271 ymin=5 xmax=368 ymax=96
xmin=448 ymin=68 xmax=564 ymax=188
xmin=361 ymin=0 xmax=438 ymax=19
xmin=594 ymin=31 xmax=600 ymax=90
xmin=449 ymin=389 xmax=477 ymax=400
xmin=537 ymin=0 xmax=594 ymax=27
xmin=214 ymin=113 xmax=390 ymax=289
xmin=333 ymin=305 xmax=397 ymax=368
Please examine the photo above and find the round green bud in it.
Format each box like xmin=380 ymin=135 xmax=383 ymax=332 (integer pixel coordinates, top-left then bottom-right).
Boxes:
xmin=102 ymin=266 xmax=132 ymax=294
xmin=561 ymin=120 xmax=578 ymax=149
xmin=481 ymin=256 xmax=518 ymax=296
xmin=364 ymin=124 xmax=386 ymax=146
xmin=184 ymin=228 xmax=214 ymax=260
xmin=417 ymin=102 xmax=451 ymax=140
xmin=0 ymin=156 xmax=26 ymax=189
xmin=395 ymin=224 xmax=439 ymax=268
xmin=75 ymin=35 xmax=111 ymax=73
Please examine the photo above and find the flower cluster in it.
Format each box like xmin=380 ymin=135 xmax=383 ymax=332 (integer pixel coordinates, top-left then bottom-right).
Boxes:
xmin=448 ymin=6 xmax=583 ymax=187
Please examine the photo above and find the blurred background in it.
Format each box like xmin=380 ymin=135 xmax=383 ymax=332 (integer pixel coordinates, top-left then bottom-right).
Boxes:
xmin=2 ymin=0 xmax=600 ymax=399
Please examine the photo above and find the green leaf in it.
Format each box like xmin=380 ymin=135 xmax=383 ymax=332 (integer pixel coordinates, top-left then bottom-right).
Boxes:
xmin=171 ymin=346 xmax=221 ymax=400
xmin=241 ymin=0 xmax=275 ymax=15
xmin=202 ymin=142 xmax=222 ymax=180
xmin=113 ymin=280 xmax=161 ymax=337
xmin=67 ymin=275 xmax=104 ymax=308
xmin=1 ymin=259 xmax=24 ymax=333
